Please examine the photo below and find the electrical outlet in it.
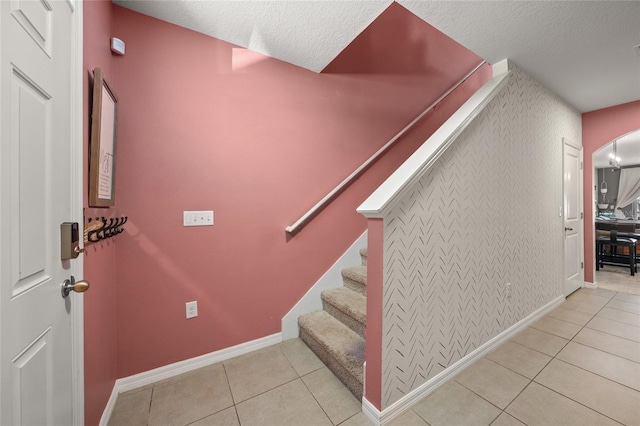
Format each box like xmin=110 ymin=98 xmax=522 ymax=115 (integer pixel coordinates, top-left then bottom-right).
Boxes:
xmin=183 ymin=211 xmax=214 ymax=227
xmin=506 ymin=283 xmax=512 ymax=300
xmin=186 ymin=301 xmax=198 ymax=319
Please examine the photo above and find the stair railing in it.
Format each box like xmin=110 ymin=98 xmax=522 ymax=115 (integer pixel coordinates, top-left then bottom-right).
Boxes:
xmin=285 ymin=60 xmax=487 ymax=235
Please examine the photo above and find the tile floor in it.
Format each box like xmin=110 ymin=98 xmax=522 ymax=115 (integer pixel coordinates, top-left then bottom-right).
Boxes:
xmin=108 ymin=287 xmax=640 ymax=426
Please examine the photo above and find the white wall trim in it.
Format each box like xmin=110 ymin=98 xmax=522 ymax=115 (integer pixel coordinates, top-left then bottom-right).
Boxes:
xmin=281 ymin=231 xmax=367 ymax=340
xmin=584 ymin=281 xmax=597 ymax=289
xmin=70 ymin=0 xmax=84 ymax=424
xmin=362 ymin=295 xmax=565 ymax=426
xmin=99 ymin=333 xmax=282 ymax=426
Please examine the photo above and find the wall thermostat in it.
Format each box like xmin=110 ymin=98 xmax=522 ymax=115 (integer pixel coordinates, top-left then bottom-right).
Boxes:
xmin=111 ymin=37 xmax=125 ymax=56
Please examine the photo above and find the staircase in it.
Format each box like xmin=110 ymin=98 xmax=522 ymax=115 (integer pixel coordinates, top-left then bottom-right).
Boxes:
xmin=298 ymin=248 xmax=367 ymax=400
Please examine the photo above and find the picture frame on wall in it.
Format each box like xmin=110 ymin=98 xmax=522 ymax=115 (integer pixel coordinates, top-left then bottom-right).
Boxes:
xmin=89 ymin=67 xmax=118 ymax=207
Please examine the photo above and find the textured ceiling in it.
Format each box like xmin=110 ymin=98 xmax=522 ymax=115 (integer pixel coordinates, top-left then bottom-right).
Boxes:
xmin=113 ymin=0 xmax=640 ymax=113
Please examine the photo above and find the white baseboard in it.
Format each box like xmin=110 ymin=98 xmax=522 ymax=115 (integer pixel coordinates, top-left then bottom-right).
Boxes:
xmin=362 ymin=295 xmax=565 ymax=425
xmin=584 ymin=281 xmax=597 ymax=289
xmin=362 ymin=396 xmax=380 ymax=425
xmin=99 ymin=333 xmax=282 ymax=426
xmin=281 ymin=231 xmax=367 ymax=340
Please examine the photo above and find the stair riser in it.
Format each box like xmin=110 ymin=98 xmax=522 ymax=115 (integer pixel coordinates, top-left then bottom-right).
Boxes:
xmin=299 ymin=328 xmax=363 ymax=401
xmin=343 ymin=276 xmax=366 ymax=296
xmin=322 ymin=300 xmax=366 ymax=339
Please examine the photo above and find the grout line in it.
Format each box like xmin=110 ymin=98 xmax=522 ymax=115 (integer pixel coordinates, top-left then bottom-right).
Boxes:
xmin=532 ymin=379 xmax=628 ymax=425
xmin=220 ymin=362 xmax=236 ymax=406
xmin=298 ymin=370 xmax=341 ymax=426
xmin=458 ymin=288 xmax=638 ymax=426
xmin=510 ymin=328 xmax=572 ymax=357
xmin=504 ymin=296 xmax=631 ymax=425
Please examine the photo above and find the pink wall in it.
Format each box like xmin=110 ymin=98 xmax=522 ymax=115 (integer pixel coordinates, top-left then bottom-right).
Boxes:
xmin=583 ymin=100 xmax=640 ymax=283
xmin=110 ymin=4 xmax=490 ymax=377
xmin=324 ymin=2 xmax=479 ymax=76
xmin=365 ymin=218 xmax=384 ymax=410
xmin=83 ymin=1 xmax=118 ymax=425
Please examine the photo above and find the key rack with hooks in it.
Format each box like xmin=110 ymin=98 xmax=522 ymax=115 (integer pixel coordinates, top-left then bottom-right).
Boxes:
xmin=84 ymin=216 xmax=127 ymax=244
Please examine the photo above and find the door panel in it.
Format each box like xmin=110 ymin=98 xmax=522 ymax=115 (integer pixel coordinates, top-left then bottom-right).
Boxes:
xmin=11 ymin=0 xmax=53 ymax=55
xmin=563 ymin=140 xmax=584 ymax=296
xmin=13 ymin=69 xmax=51 ymax=294
xmin=12 ymin=327 xmax=53 ymax=426
xmin=1 ymin=1 xmax=77 ymax=425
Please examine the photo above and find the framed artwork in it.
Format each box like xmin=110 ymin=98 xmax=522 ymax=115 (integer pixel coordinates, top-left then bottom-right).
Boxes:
xmin=89 ymin=67 xmax=118 ymax=207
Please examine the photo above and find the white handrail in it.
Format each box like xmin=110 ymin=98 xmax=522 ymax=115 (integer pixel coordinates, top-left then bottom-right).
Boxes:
xmin=285 ymin=61 xmax=487 ymax=234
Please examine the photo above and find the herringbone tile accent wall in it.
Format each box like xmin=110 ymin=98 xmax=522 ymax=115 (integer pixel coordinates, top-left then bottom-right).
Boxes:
xmin=381 ymin=65 xmax=581 ymax=408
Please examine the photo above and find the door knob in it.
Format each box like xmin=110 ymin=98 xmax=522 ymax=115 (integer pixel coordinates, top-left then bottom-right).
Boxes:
xmin=565 ymin=227 xmax=574 ymax=231
xmin=61 ymin=276 xmax=90 ymax=298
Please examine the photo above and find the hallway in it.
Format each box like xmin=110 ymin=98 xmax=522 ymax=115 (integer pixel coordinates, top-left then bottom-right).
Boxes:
xmin=108 ymin=287 xmax=640 ymax=425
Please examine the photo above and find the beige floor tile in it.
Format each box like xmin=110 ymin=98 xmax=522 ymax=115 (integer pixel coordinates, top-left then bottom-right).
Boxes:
xmin=586 ymin=315 xmax=640 ymax=342
xmin=489 ymin=412 xmax=525 ymax=426
xmin=235 ymin=379 xmax=332 ymax=426
xmin=107 ymin=387 xmax=152 ymax=426
xmin=573 ymin=327 xmax=640 ymax=363
xmin=148 ymin=363 xmax=234 ymax=426
xmin=339 ymin=412 xmax=373 ymax=426
xmin=118 ymin=384 xmax=154 ymax=398
xmin=530 ymin=316 xmax=582 ymax=340
xmin=510 ymin=327 xmax=569 ymax=356
xmin=506 ymin=382 xmax=619 ymax=426
xmin=280 ymin=338 xmax=324 ymax=376
xmin=607 ymin=299 xmax=640 ymax=314
xmin=387 ymin=410 xmax=430 ymax=426
xmin=566 ymin=291 xmax=611 ymax=307
xmin=189 ymin=407 xmax=240 ymax=426
xmin=455 ymin=358 xmax=529 ymax=409
xmin=615 ymin=292 xmax=640 ymax=305
xmin=561 ymin=299 xmax=604 ymax=315
xmin=577 ymin=287 xmax=617 ymax=299
xmin=412 ymin=381 xmax=501 ymax=426
xmin=556 ymin=341 xmax=640 ymax=391
xmin=302 ymin=367 xmax=361 ymax=424
xmin=597 ymin=307 xmax=640 ymax=327
xmin=223 ymin=344 xmax=298 ymax=403
xmin=535 ymin=359 xmax=640 ymax=426
xmin=546 ymin=306 xmax=593 ymax=326
xmin=486 ymin=341 xmax=552 ymax=379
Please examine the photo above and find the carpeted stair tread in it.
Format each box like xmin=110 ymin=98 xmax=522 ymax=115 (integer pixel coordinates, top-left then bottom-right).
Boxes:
xmin=298 ymin=310 xmax=364 ymax=397
xmin=321 ymin=287 xmax=366 ymax=337
xmin=342 ymin=265 xmax=367 ymax=295
xmin=360 ymin=248 xmax=368 ymax=266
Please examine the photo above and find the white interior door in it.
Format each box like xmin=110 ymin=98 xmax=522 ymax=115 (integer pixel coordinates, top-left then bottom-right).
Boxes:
xmin=563 ymin=139 xmax=584 ymax=296
xmin=0 ymin=1 xmax=82 ymax=425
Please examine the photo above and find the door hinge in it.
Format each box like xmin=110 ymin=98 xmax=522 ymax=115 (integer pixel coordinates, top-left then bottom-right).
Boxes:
xmin=580 ymin=162 xmax=583 ymax=170
xmin=581 ymin=212 xmax=583 ymax=219
xmin=581 ymin=262 xmax=584 ymax=269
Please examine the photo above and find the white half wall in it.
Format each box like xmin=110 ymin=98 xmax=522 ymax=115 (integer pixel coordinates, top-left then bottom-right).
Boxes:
xmin=379 ymin=62 xmax=581 ymax=408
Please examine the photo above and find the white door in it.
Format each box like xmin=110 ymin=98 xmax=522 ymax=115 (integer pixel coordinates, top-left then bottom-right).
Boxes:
xmin=0 ymin=1 xmax=83 ymax=425
xmin=563 ymin=139 xmax=584 ymax=296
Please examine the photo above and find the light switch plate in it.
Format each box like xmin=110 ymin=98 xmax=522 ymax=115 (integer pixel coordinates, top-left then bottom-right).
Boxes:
xmin=186 ymin=301 xmax=198 ymax=319
xmin=183 ymin=211 xmax=214 ymax=227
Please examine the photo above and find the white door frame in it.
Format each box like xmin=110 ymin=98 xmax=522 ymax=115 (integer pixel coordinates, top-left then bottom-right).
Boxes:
xmin=70 ymin=0 xmax=85 ymax=424
xmin=562 ymin=138 xmax=584 ymax=296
